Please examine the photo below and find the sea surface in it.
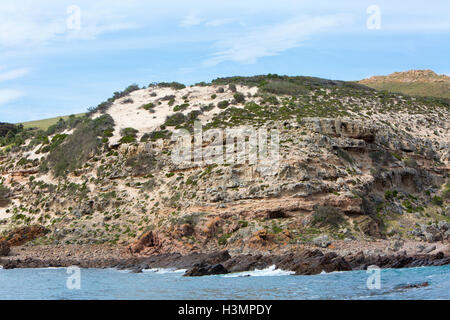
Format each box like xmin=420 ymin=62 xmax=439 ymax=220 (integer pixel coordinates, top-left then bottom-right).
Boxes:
xmin=0 ymin=265 xmax=448 ymax=300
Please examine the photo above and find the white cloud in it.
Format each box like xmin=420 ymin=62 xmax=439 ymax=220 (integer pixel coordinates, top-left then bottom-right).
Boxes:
xmin=0 ymin=68 xmax=31 ymax=82
xmin=0 ymin=89 xmax=24 ymax=105
xmin=205 ymin=18 xmax=238 ymax=27
xmin=180 ymin=12 xmax=203 ymax=27
xmin=204 ymin=14 xmax=353 ymax=66
xmin=0 ymin=1 xmax=141 ymax=47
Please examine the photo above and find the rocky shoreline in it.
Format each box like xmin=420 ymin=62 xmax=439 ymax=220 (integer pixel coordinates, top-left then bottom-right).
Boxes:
xmin=1 ymin=242 xmax=449 ymax=276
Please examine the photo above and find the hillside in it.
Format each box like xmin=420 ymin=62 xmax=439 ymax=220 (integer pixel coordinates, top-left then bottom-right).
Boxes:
xmin=359 ymin=70 xmax=450 ymax=99
xmin=21 ymin=113 xmax=86 ymax=130
xmin=0 ymin=75 xmax=449 ymax=257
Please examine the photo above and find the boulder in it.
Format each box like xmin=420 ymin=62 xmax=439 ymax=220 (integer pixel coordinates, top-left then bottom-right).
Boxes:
xmin=423 ymin=245 xmax=436 ymax=254
xmin=421 ymin=224 xmax=443 ymax=242
xmin=184 ymin=263 xmax=229 ymax=277
xmin=390 ymin=240 xmax=404 ymax=252
xmin=79 ymin=200 xmax=94 ymax=215
xmin=445 ymin=230 xmax=450 ymax=241
xmin=313 ymin=235 xmax=331 ymax=248
xmin=355 ymin=216 xmax=381 ymax=238
xmin=438 ymin=221 xmax=449 ymax=231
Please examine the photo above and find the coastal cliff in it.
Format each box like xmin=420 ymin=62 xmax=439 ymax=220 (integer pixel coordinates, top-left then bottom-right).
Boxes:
xmin=0 ymin=74 xmax=449 ymax=272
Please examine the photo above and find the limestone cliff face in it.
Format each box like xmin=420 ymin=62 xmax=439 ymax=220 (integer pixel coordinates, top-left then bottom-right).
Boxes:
xmin=0 ymin=76 xmax=449 ymax=254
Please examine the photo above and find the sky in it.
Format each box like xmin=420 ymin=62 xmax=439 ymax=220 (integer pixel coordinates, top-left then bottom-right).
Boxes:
xmin=0 ymin=0 xmax=449 ymax=123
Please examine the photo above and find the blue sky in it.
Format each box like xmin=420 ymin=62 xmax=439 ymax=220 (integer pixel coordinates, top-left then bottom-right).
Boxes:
xmin=0 ymin=0 xmax=449 ymax=123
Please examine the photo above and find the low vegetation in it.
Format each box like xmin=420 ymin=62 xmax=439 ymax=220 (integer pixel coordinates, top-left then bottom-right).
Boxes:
xmin=44 ymin=115 xmax=115 ymax=177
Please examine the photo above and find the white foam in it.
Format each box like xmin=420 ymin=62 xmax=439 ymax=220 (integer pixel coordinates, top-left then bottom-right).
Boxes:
xmin=223 ymin=265 xmax=295 ymax=278
xmin=319 ymin=270 xmax=348 ymax=275
xmin=143 ymin=268 xmax=187 ymax=274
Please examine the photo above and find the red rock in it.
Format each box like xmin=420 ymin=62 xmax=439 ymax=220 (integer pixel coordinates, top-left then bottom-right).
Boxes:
xmin=128 ymin=231 xmax=161 ymax=254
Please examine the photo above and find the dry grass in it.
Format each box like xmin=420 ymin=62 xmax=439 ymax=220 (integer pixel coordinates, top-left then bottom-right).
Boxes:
xmin=20 ymin=113 xmax=85 ymax=130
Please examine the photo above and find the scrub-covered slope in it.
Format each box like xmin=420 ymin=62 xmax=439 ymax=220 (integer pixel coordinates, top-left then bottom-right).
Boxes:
xmin=0 ymin=75 xmax=449 ymax=256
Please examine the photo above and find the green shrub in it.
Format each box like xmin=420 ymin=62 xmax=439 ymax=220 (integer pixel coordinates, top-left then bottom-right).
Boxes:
xmin=238 ymin=220 xmax=249 ymax=228
xmin=164 ymin=113 xmax=186 ymax=127
xmin=384 ymin=190 xmax=398 ymax=200
xmin=336 ymin=148 xmax=354 ymax=164
xmin=125 ymin=153 xmax=157 ymax=176
xmin=218 ymin=234 xmax=231 ymax=246
xmin=120 ymin=127 xmax=138 ymax=137
xmin=262 ymin=81 xmax=307 ymax=96
xmin=0 ymin=184 xmax=11 ymax=207
xmin=122 ymin=98 xmax=133 ymax=104
xmin=141 ymin=103 xmax=155 ymax=112
xmin=217 ymin=100 xmax=230 ymax=109
xmin=119 ymin=127 xmax=138 ymax=144
xmin=261 ymin=95 xmax=279 ymax=105
xmin=173 ymin=103 xmax=189 ymax=112
xmin=156 ymin=82 xmax=186 ymax=90
xmin=311 ymin=206 xmax=345 ymax=229
xmin=46 ymin=118 xmax=67 ymax=135
xmin=49 ymin=134 xmax=68 ymax=150
xmin=0 ymin=123 xmax=20 ymax=138
xmin=46 ymin=115 xmax=114 ymax=177
xmin=233 ymin=92 xmax=245 ymax=103
xmin=140 ymin=130 xmax=172 ymax=142
xmin=119 ymin=135 xmax=136 ymax=144
xmin=103 ymin=129 xmax=114 ymax=137
xmin=201 ymin=104 xmax=215 ymax=112
xmin=432 ymin=196 xmax=443 ymax=206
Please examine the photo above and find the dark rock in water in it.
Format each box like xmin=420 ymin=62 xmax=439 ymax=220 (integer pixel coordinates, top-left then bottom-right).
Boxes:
xmin=0 ymin=240 xmax=10 ymax=257
xmin=275 ymin=250 xmax=352 ymax=275
xmin=222 ymin=254 xmax=272 ymax=273
xmin=395 ymin=282 xmax=429 ymax=290
xmin=203 ymin=251 xmax=231 ymax=265
xmin=184 ymin=263 xmax=229 ymax=277
xmin=130 ymin=266 xmax=144 ymax=273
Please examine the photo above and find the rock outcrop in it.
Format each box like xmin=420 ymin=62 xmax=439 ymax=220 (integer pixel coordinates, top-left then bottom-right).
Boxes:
xmin=1 ymin=226 xmax=49 ymax=246
xmin=128 ymin=231 xmax=161 ymax=254
xmin=0 ymin=240 xmax=10 ymax=256
xmin=184 ymin=263 xmax=229 ymax=277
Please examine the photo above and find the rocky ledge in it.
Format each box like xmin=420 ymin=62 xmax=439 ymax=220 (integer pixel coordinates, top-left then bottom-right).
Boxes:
xmin=0 ymin=244 xmax=448 ymax=277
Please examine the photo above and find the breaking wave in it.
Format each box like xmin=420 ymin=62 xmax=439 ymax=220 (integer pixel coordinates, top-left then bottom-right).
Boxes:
xmin=143 ymin=268 xmax=187 ymax=274
xmin=223 ymin=265 xmax=295 ymax=277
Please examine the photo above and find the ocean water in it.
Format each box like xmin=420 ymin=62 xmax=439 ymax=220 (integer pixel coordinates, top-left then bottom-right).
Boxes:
xmin=0 ymin=265 xmax=448 ymax=300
